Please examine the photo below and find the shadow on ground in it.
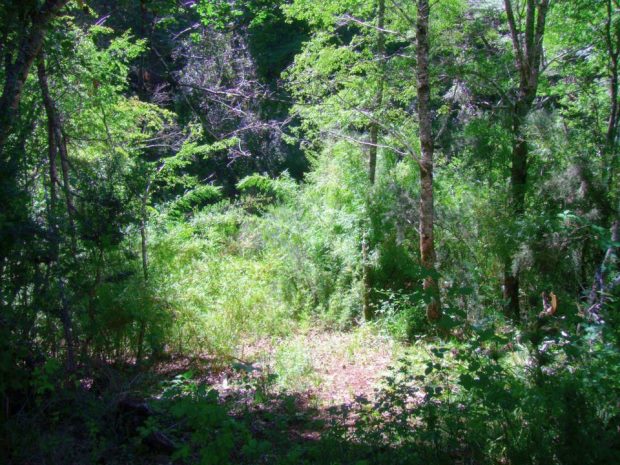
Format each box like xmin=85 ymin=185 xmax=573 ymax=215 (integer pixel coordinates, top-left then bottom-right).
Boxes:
xmin=2 ymin=355 xmax=417 ymax=465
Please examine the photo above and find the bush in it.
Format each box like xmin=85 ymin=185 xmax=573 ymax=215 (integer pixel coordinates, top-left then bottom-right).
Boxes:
xmin=349 ymin=318 xmax=620 ymax=465
xmin=148 ymin=206 xmax=293 ymax=357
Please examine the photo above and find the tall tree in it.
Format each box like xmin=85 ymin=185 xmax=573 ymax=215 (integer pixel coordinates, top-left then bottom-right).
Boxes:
xmin=417 ymin=0 xmax=441 ymax=322
xmin=362 ymin=0 xmax=387 ymax=321
xmin=0 ymin=0 xmax=71 ymax=265
xmin=0 ymin=0 xmax=70 ymax=154
xmin=603 ymin=0 xmax=620 ymax=190
xmin=368 ymin=0 xmax=386 ymax=185
xmin=502 ymin=0 xmax=550 ymax=321
xmin=37 ymin=55 xmax=76 ymax=372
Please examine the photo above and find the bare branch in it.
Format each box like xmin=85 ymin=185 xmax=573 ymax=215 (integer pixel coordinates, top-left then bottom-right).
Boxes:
xmin=504 ymin=0 xmax=525 ymax=71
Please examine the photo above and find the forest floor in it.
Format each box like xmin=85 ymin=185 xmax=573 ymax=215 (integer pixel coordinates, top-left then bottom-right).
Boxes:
xmin=158 ymin=326 xmax=397 ymax=407
xmin=6 ymin=327 xmax=409 ymax=465
xmin=141 ymin=327 xmax=402 ymax=463
xmin=233 ymin=328 xmax=396 ymax=405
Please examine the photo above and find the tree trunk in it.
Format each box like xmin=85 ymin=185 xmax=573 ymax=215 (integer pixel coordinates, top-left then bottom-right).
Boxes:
xmin=510 ymin=105 xmax=529 ymax=217
xmin=38 ymin=59 xmax=59 ymax=215
xmin=604 ymin=0 xmax=619 ymax=191
xmin=417 ymin=0 xmax=441 ymax=322
xmin=0 ymin=0 xmax=70 ymax=154
xmin=137 ymin=192 xmax=149 ymax=363
xmin=503 ymin=103 xmax=529 ymax=320
xmin=362 ymin=234 xmax=372 ymax=321
xmin=141 ymin=196 xmax=149 ymax=282
xmin=38 ymin=51 xmax=77 ymax=250
xmin=607 ymin=57 xmax=618 ymax=157
xmin=368 ymin=0 xmax=385 ymax=185
xmin=362 ymin=0 xmax=386 ymax=321
xmin=502 ymin=0 xmax=549 ymax=321
xmin=57 ymin=132 xmax=77 ymax=250
xmin=37 ymin=55 xmax=76 ymax=373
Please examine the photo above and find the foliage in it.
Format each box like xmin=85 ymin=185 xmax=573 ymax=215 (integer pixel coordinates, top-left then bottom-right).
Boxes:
xmin=2 ymin=0 xmax=620 ymax=463
xmin=348 ymin=317 xmax=620 ymax=465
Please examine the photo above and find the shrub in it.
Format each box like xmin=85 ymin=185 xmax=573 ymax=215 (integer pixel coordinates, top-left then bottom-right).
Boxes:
xmin=350 ymin=319 xmax=620 ymax=465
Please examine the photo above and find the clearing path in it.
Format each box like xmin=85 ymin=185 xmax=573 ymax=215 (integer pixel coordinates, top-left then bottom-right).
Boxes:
xmin=231 ymin=326 xmax=397 ymax=407
xmin=146 ymin=327 xmax=413 ymax=463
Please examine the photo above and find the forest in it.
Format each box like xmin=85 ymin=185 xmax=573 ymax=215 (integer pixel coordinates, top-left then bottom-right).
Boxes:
xmin=1 ymin=0 xmax=619 ymax=463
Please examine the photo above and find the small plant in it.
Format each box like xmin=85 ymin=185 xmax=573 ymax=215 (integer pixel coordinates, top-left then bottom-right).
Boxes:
xmin=162 ymin=371 xmax=250 ymax=465
xmin=374 ymin=289 xmax=428 ymax=341
xmin=274 ymin=338 xmax=320 ymax=392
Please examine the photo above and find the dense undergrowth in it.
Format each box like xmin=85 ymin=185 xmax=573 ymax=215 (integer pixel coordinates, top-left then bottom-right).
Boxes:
xmin=2 ymin=1 xmax=620 ymax=464
xmin=4 ymin=143 xmax=620 ymax=464
xmin=5 ymin=320 xmax=620 ymax=464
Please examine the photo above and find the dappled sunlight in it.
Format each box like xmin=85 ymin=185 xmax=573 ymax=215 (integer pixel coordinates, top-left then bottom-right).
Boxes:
xmin=1 ymin=0 xmax=619 ymax=464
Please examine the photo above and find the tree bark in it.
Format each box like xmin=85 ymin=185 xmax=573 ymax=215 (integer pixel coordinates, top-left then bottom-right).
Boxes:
xmin=368 ymin=0 xmax=385 ymax=185
xmin=38 ymin=58 xmax=59 ymax=215
xmin=604 ymin=0 xmax=620 ymax=190
xmin=502 ymin=0 xmax=549 ymax=321
xmin=37 ymin=55 xmax=76 ymax=372
xmin=0 ymin=0 xmax=70 ymax=155
xmin=362 ymin=234 xmax=372 ymax=321
xmin=140 ymin=196 xmax=149 ymax=282
xmin=137 ymin=184 xmax=153 ymax=364
xmin=503 ymin=103 xmax=529 ymax=320
xmin=37 ymin=51 xmax=77 ymax=250
xmin=417 ymin=0 xmax=441 ymax=322
xmin=362 ymin=0 xmax=386 ymax=322
xmin=57 ymin=130 xmax=77 ymax=252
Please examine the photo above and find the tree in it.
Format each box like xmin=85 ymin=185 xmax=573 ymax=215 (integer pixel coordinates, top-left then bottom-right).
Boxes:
xmin=502 ymin=0 xmax=551 ymax=320
xmin=37 ymin=53 xmax=76 ymax=371
xmin=551 ymin=0 xmax=620 ymax=313
xmin=285 ymin=0 xmax=412 ymax=321
xmin=363 ymin=0 xmax=386 ymax=321
xmin=0 ymin=0 xmax=70 ymax=154
xmin=0 ymin=0 xmax=71 ymax=267
xmin=368 ymin=0 xmax=386 ymax=185
xmin=417 ymin=0 xmax=441 ymax=322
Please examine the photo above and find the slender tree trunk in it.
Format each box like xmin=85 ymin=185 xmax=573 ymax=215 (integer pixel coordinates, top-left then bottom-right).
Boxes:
xmin=137 ymin=189 xmax=150 ymax=363
xmin=606 ymin=60 xmax=619 ymax=193
xmin=417 ymin=0 xmax=441 ymax=322
xmin=503 ymin=103 xmax=529 ymax=320
xmin=362 ymin=234 xmax=372 ymax=321
xmin=140 ymin=195 xmax=149 ymax=282
xmin=502 ymin=0 xmax=549 ymax=321
xmin=40 ymin=58 xmax=61 ymax=360
xmin=368 ymin=128 xmax=379 ymax=185
xmin=39 ymin=60 xmax=59 ymax=215
xmin=57 ymin=132 xmax=77 ymax=250
xmin=0 ymin=0 xmax=70 ymax=154
xmin=362 ymin=0 xmax=386 ymax=321
xmin=37 ymin=55 xmax=76 ymax=372
xmin=368 ymin=0 xmax=385 ymax=184
xmin=36 ymin=52 xmax=76 ymax=242
xmin=608 ymin=58 xmax=618 ymax=156
xmin=604 ymin=0 xmax=619 ymax=191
